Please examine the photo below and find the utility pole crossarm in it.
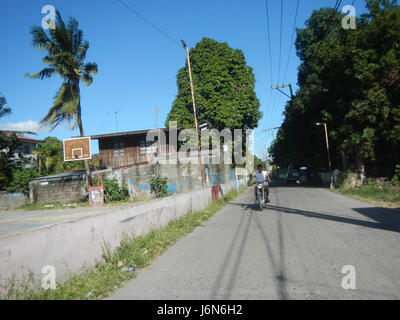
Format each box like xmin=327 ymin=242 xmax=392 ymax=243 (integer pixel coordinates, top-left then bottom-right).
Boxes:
xmin=271 ymin=83 xmax=294 ymax=100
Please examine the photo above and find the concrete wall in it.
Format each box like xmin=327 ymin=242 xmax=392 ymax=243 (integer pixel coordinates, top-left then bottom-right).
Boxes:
xmin=0 ymin=192 xmax=29 ymax=210
xmin=29 ymin=179 xmax=86 ymax=204
xmin=97 ymin=163 xmax=240 ymax=200
xmin=28 ymin=163 xmax=242 ymax=204
xmin=0 ymin=181 xmax=242 ymax=286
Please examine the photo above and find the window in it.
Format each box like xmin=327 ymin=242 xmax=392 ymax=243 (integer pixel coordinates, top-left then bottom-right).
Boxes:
xmin=113 ymin=140 xmax=124 ymax=157
xmin=140 ymin=140 xmax=157 ymax=155
xmin=24 ymin=145 xmax=30 ymax=154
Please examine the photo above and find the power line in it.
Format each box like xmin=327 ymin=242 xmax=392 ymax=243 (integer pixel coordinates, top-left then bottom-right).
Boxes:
xmin=260 ymin=0 xmax=275 ymax=134
xmin=116 ymin=0 xmax=181 ymax=47
xmin=282 ymin=0 xmax=300 ymax=84
xmin=264 ymin=0 xmax=274 ymax=85
xmin=277 ymin=0 xmax=284 ymax=85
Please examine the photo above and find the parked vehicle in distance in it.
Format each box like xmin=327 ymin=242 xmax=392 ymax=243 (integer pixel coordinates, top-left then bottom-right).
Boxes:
xmin=299 ymin=166 xmax=308 ymax=184
xmin=287 ymin=167 xmax=300 ymax=184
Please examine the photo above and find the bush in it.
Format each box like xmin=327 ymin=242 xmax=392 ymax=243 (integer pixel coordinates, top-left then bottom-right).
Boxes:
xmin=6 ymin=169 xmax=40 ymax=194
xmin=150 ymin=175 xmax=168 ymax=198
xmin=89 ymin=176 xmax=129 ymax=203
xmin=388 ymin=164 xmax=400 ymax=187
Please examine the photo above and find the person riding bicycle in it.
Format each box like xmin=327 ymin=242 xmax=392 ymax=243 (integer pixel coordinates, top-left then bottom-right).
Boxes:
xmin=253 ymin=164 xmax=271 ymax=202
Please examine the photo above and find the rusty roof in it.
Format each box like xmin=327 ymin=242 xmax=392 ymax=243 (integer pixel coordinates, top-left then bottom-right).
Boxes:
xmin=90 ymin=128 xmax=169 ymax=140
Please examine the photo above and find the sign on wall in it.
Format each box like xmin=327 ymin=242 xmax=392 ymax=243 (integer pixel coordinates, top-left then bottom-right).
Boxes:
xmin=88 ymin=186 xmax=104 ymax=207
xmin=63 ymin=137 xmax=92 ymax=162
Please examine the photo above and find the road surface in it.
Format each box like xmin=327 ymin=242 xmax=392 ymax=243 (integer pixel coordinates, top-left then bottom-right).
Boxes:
xmin=109 ymin=182 xmax=400 ymax=300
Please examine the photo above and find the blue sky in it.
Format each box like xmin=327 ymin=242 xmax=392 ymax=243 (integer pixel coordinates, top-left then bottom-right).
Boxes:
xmin=0 ymin=0 xmax=366 ymax=156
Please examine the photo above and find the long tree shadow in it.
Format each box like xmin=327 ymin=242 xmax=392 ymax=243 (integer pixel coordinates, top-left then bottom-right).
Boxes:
xmin=230 ymin=202 xmax=400 ymax=233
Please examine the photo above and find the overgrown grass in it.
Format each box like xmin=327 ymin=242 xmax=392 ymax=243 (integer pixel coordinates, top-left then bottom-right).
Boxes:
xmin=334 ymin=185 xmax=400 ymax=209
xmin=1 ymin=188 xmax=242 ymax=300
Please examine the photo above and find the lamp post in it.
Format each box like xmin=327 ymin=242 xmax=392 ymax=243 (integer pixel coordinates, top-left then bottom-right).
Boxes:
xmin=316 ymin=122 xmax=334 ymax=189
xmin=181 ymin=40 xmax=205 ymax=186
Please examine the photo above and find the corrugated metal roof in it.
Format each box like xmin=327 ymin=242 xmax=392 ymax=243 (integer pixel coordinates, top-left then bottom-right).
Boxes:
xmin=90 ymin=128 xmax=169 ymax=140
xmin=17 ymin=135 xmax=42 ymax=143
xmin=32 ymin=169 xmax=86 ymax=181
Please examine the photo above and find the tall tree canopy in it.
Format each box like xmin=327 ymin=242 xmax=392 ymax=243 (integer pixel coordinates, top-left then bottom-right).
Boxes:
xmin=269 ymin=0 xmax=400 ymax=177
xmin=26 ymin=11 xmax=98 ymax=182
xmin=166 ymin=38 xmax=262 ymax=131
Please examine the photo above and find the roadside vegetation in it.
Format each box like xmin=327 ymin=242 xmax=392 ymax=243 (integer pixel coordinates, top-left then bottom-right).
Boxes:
xmin=334 ymin=166 xmax=400 ymax=209
xmin=150 ymin=175 xmax=168 ymax=198
xmin=1 ymin=188 xmax=242 ymax=300
xmin=89 ymin=176 xmax=129 ymax=203
xmin=334 ymin=185 xmax=400 ymax=209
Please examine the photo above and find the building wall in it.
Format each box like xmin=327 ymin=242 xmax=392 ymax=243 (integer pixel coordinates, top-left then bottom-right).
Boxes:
xmin=97 ymin=133 xmax=174 ymax=169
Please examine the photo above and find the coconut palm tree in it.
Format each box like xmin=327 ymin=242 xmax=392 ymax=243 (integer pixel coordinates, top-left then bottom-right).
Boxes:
xmin=26 ymin=11 xmax=98 ymax=184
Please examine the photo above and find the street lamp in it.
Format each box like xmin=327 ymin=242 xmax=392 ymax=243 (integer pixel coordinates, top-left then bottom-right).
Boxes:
xmin=181 ymin=40 xmax=205 ymax=186
xmin=316 ymin=122 xmax=334 ymax=189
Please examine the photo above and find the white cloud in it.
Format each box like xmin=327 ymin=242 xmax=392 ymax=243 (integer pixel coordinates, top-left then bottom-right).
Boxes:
xmin=0 ymin=120 xmax=46 ymax=133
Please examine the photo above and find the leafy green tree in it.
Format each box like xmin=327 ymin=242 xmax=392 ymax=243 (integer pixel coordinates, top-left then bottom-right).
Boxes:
xmin=166 ymin=38 xmax=262 ymax=131
xmin=254 ymin=155 xmax=265 ymax=170
xmin=34 ymin=137 xmax=84 ymax=175
xmin=0 ymin=94 xmax=23 ymax=189
xmin=6 ymin=169 xmax=40 ymax=194
xmin=26 ymin=11 xmax=98 ymax=184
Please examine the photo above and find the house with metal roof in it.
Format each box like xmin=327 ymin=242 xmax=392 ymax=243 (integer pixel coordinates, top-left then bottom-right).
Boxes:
xmin=91 ymin=129 xmax=175 ymax=169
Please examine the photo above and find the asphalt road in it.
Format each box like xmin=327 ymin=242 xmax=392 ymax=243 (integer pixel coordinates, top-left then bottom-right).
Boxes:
xmin=109 ymin=182 xmax=400 ymax=300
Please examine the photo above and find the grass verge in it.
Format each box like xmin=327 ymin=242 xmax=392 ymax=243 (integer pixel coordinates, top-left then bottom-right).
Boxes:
xmin=1 ymin=188 xmax=243 ymax=300
xmin=333 ymin=185 xmax=400 ymax=209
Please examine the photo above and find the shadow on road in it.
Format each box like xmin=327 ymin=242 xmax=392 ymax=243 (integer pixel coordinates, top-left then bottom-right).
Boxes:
xmin=230 ymin=202 xmax=400 ymax=233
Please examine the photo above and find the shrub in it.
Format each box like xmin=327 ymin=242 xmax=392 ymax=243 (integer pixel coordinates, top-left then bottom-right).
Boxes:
xmin=89 ymin=176 xmax=129 ymax=203
xmin=150 ymin=175 xmax=168 ymax=198
xmin=389 ymin=164 xmax=400 ymax=187
xmin=6 ymin=169 xmax=40 ymax=194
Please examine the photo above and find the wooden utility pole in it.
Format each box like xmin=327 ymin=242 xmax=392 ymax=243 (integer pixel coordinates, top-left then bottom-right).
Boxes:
xmin=316 ymin=122 xmax=333 ymax=189
xmin=181 ymin=40 xmax=205 ymax=186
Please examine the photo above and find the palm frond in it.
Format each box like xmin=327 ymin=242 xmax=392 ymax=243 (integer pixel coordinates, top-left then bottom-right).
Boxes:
xmin=68 ymin=18 xmax=83 ymax=57
xmin=81 ymin=73 xmax=93 ymax=86
xmin=83 ymin=62 xmax=98 ymax=75
xmin=0 ymin=107 xmax=11 ymax=118
xmin=78 ymin=41 xmax=89 ymax=61
xmin=0 ymin=95 xmax=11 ymax=118
xmin=41 ymin=82 xmax=80 ymax=130
xmin=25 ymin=68 xmax=55 ymax=79
xmin=30 ymin=25 xmax=51 ymax=50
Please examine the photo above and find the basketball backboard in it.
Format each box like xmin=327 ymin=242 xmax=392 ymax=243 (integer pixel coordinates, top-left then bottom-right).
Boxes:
xmin=63 ymin=137 xmax=92 ymax=162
